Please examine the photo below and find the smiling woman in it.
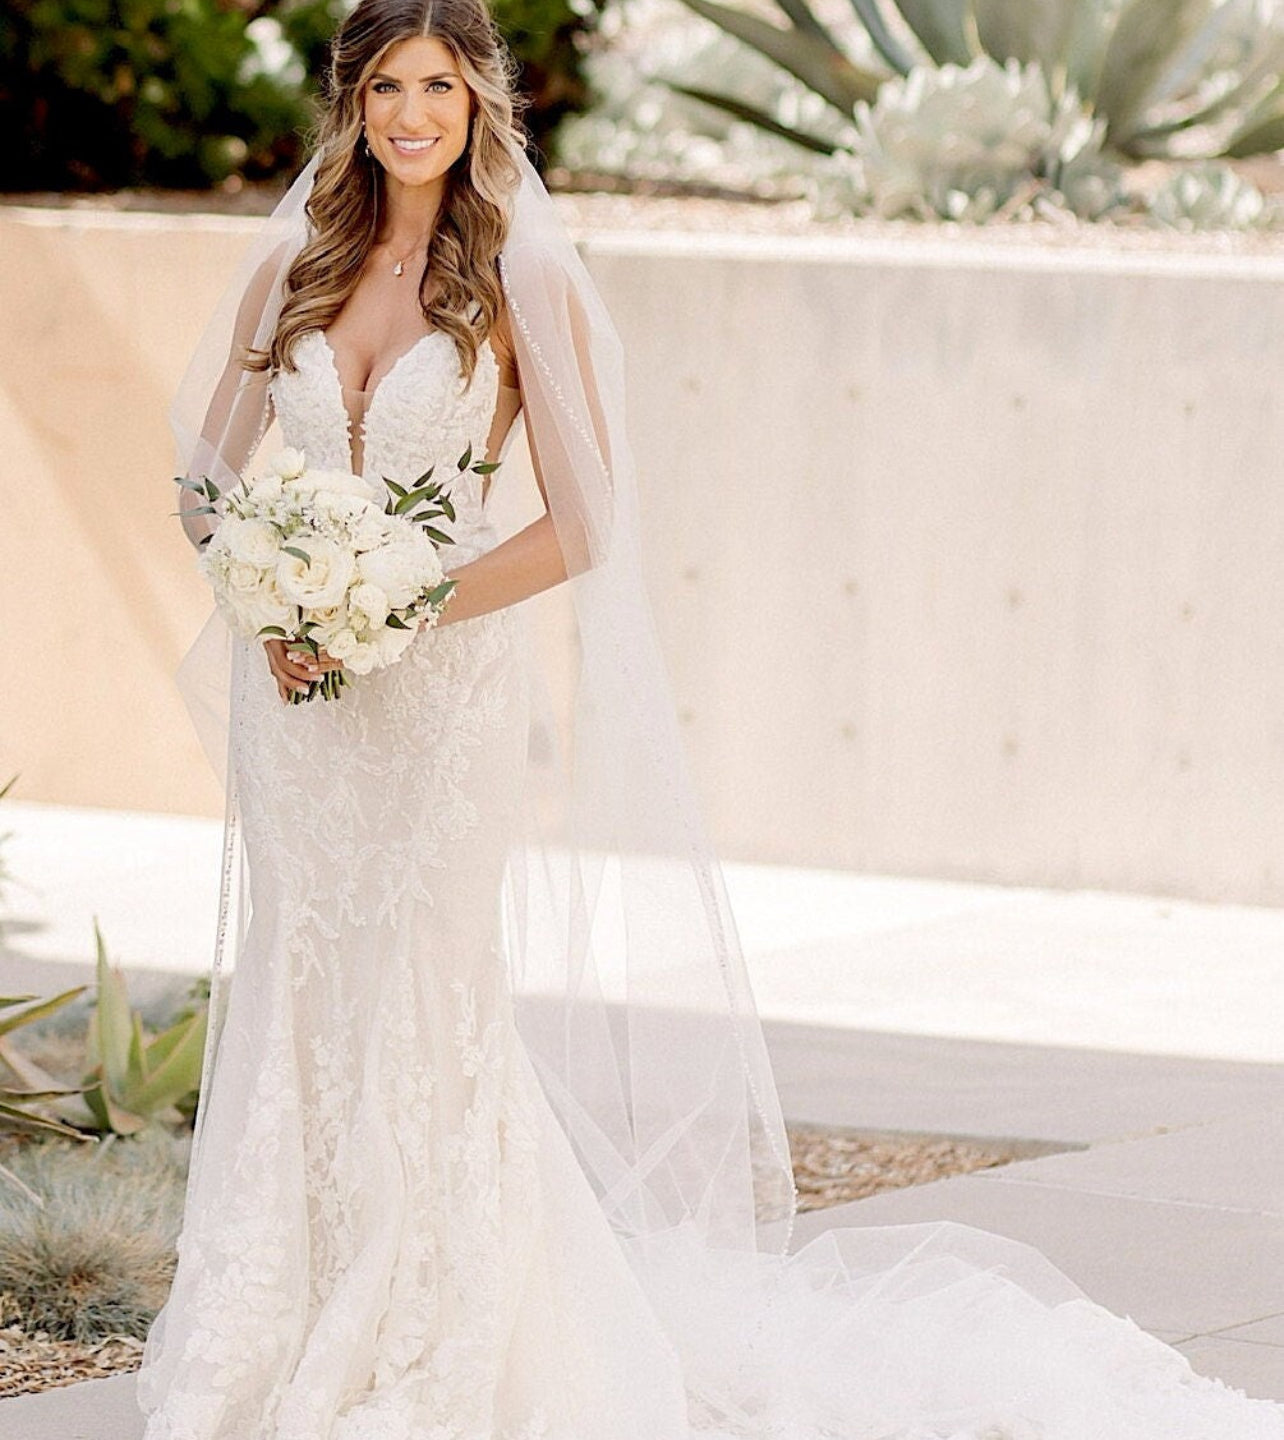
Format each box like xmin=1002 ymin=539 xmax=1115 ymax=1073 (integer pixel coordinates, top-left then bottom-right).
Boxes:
xmin=139 ymin=0 xmax=1284 ymax=1433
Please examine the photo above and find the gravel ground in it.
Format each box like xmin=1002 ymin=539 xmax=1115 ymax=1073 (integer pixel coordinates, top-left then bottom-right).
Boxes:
xmin=0 ymin=1121 xmax=1036 ymax=1397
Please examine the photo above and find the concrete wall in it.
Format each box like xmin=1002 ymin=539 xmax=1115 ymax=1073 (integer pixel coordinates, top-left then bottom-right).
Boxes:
xmin=4 ymin=206 xmax=1284 ymax=903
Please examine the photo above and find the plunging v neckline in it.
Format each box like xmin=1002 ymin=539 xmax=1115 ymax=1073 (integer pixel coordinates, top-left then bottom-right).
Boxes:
xmin=313 ymin=328 xmax=446 ymax=475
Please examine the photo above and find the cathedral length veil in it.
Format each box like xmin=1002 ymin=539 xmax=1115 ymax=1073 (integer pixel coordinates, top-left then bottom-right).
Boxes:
xmin=167 ymin=148 xmax=1284 ymax=1439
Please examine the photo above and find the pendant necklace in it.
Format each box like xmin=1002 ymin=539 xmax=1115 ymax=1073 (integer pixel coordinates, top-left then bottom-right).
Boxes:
xmin=391 ymin=240 xmax=425 ymax=278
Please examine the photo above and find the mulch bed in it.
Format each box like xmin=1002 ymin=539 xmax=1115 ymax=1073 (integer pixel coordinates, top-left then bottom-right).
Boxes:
xmin=0 ymin=1121 xmax=1034 ymax=1397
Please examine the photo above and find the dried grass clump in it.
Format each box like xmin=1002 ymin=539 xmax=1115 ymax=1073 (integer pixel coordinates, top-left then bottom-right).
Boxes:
xmin=0 ymin=1129 xmax=187 ymax=1342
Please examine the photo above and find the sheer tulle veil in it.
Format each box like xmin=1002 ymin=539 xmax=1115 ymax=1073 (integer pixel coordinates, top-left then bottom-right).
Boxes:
xmin=167 ymin=141 xmax=1284 ymax=1440
xmin=172 ymin=140 xmax=796 ymax=1290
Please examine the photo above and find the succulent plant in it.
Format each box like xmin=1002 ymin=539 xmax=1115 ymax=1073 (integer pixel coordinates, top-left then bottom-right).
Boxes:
xmin=1145 ymin=157 xmax=1275 ymax=226
xmin=667 ymin=0 xmax=1284 ymax=165
xmin=841 ymin=56 xmax=1127 ymax=220
xmin=69 ymin=922 xmax=209 ymax=1136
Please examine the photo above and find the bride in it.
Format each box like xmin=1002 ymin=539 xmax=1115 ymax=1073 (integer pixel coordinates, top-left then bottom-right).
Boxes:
xmin=137 ymin=0 xmax=1284 ymax=1436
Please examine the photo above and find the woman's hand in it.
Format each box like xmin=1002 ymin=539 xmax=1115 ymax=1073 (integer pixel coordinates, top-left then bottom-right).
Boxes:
xmin=263 ymin=637 xmax=344 ymax=704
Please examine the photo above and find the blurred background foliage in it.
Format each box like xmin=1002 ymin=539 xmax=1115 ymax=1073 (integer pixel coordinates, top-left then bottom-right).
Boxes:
xmin=559 ymin=0 xmax=1284 ymax=227
xmin=0 ymin=0 xmax=602 ymax=191
xmin=2 ymin=0 xmax=1284 ymax=227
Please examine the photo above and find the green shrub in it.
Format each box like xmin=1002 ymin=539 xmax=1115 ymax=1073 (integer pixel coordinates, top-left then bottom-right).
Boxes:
xmin=0 ymin=0 xmax=342 ymax=190
xmin=0 ymin=0 xmax=602 ymax=191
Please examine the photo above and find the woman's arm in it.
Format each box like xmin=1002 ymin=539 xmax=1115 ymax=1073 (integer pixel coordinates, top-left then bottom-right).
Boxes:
xmin=433 ymin=303 xmax=569 ymax=628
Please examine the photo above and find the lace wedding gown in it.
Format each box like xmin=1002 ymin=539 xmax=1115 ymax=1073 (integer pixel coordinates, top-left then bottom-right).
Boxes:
xmin=137 ymin=325 xmax=1284 ymax=1440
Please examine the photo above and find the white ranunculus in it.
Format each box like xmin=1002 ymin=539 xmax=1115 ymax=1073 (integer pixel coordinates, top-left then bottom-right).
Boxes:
xmin=357 ymin=537 xmax=442 ymax=609
xmin=268 ymin=448 xmax=307 ymax=480
xmin=275 ymin=539 xmax=355 ymax=609
xmin=222 ymin=517 xmax=281 ymax=568
xmin=349 ymin=582 xmax=390 ymax=634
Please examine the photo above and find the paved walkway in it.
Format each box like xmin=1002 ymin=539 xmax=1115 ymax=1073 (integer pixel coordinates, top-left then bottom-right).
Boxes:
xmin=1 ymin=801 xmax=1281 ymax=1435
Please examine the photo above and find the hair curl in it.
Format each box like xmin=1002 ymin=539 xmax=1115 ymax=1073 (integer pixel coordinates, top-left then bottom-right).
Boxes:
xmin=248 ymin=0 xmax=525 ymax=384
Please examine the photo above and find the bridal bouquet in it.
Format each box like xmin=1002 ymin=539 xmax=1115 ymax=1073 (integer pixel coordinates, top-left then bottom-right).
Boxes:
xmin=177 ymin=447 xmax=489 ymax=702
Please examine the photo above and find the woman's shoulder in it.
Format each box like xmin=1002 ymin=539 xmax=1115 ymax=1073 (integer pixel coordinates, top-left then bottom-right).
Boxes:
xmin=488 ymin=297 xmax=519 ymax=390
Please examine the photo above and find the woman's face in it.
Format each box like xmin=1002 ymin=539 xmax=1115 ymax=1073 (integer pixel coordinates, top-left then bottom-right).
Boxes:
xmin=362 ymin=35 xmax=473 ymax=191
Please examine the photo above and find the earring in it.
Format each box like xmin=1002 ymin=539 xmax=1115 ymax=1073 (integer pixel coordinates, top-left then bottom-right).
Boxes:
xmin=360 ymin=122 xmax=371 ymax=159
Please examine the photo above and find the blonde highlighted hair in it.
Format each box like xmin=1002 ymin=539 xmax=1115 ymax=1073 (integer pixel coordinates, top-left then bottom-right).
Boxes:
xmin=248 ymin=0 xmax=525 ymax=383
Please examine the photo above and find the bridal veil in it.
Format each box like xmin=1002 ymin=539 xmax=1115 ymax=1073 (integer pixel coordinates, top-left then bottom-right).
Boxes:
xmin=167 ymin=142 xmax=1284 ymax=1439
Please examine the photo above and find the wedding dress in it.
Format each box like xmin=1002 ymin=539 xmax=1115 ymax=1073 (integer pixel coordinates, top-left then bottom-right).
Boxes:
xmin=135 ymin=152 xmax=1284 ymax=1440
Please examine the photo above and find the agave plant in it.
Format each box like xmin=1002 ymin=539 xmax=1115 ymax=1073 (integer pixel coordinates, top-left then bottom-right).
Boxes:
xmin=829 ymin=55 xmax=1127 ymax=219
xmin=72 ymin=922 xmax=209 ymax=1136
xmin=667 ymin=0 xmax=1284 ymax=163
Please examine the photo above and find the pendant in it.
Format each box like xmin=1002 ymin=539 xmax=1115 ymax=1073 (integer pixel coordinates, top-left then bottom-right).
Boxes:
xmin=393 ymin=260 xmax=405 ymax=277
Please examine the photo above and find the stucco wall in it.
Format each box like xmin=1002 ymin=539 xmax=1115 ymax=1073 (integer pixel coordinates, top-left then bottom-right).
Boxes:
xmin=4 ymin=206 xmax=1284 ymax=903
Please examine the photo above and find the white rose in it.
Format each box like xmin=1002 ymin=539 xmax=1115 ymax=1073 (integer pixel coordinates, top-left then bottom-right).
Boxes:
xmin=348 ymin=582 xmax=389 ymax=634
xmin=243 ymin=589 xmax=298 ymax=637
xmin=268 ymin=448 xmax=307 ymax=481
xmin=275 ymin=538 xmax=355 ymax=609
xmin=305 ymin=603 xmax=345 ymax=645
xmin=222 ymin=517 xmax=281 ymax=568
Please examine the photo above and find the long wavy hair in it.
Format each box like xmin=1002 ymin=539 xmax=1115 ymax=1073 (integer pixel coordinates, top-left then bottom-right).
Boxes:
xmin=248 ymin=0 xmax=525 ymax=383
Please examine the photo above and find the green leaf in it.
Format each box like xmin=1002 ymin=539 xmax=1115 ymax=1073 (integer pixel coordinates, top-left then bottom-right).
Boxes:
xmin=457 ymin=443 xmax=473 ymax=471
xmin=668 ymin=83 xmax=841 ymax=154
xmin=414 ymin=465 xmax=437 ymax=487
xmin=385 ymin=613 xmax=411 ymax=630
xmin=92 ymin=921 xmax=134 ymax=1101
xmin=1097 ymin=0 xmax=1216 ymax=147
xmin=256 ymin=625 xmax=288 ymax=638
xmin=0 ymin=986 xmax=87 ymax=1039
xmin=0 ymin=1101 xmax=87 ymax=1139
xmin=174 ymin=476 xmax=206 ymax=492
xmin=393 ymin=493 xmax=419 ymax=515
xmin=845 ymin=0 xmax=914 ymax=74
xmin=1224 ymin=105 xmax=1284 ymax=159
xmin=125 ymin=1012 xmax=206 ymax=1114
xmin=384 ymin=477 xmax=408 ymax=499
xmin=205 ymin=479 xmax=222 ymax=501
xmin=973 ymin=0 xmax=1081 ymax=76
xmin=420 ymin=525 xmax=455 ymax=546
xmin=470 ymin=462 xmax=500 ymax=475
xmin=889 ymin=0 xmax=974 ymax=67
xmin=426 ymin=581 xmax=457 ymax=606
xmin=776 ymin=0 xmax=840 ymax=48
xmin=673 ymin=0 xmax=882 ymax=113
xmin=439 ymin=495 xmax=457 ymax=521
xmin=281 ymin=544 xmax=312 ymax=562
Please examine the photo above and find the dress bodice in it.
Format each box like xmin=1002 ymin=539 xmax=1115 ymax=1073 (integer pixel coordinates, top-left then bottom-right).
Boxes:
xmin=270 ymin=329 xmax=500 ymax=557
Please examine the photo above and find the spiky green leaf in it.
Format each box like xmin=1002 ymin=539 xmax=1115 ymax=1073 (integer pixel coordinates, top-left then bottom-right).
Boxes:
xmin=669 ymin=83 xmax=841 ymax=154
